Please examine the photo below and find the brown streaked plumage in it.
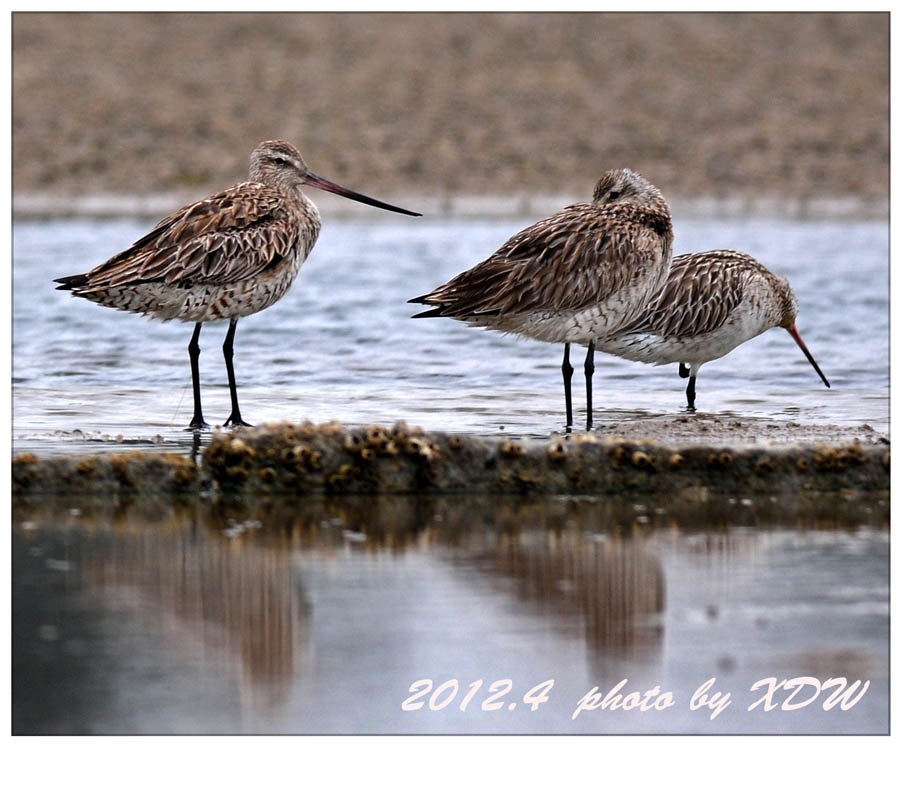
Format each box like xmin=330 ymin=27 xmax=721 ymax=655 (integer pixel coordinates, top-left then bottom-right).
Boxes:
xmin=596 ymin=249 xmax=830 ymax=408
xmin=55 ymin=139 xmax=420 ymax=429
xmin=409 ymin=168 xmax=673 ymax=430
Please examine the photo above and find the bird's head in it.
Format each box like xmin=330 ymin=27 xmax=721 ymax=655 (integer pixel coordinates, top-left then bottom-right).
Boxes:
xmin=250 ymin=140 xmax=310 ymax=190
xmin=775 ymin=275 xmax=800 ymax=331
xmin=592 ymin=168 xmax=669 ymax=215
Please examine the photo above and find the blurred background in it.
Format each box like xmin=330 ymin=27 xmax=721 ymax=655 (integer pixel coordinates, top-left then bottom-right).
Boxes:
xmin=12 ymin=12 xmax=888 ymax=211
xmin=11 ymin=13 xmax=891 ymax=740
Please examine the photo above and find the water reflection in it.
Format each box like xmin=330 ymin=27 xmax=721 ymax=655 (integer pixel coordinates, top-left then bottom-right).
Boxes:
xmin=80 ymin=524 xmax=309 ymax=705
xmin=12 ymin=494 xmax=888 ymax=734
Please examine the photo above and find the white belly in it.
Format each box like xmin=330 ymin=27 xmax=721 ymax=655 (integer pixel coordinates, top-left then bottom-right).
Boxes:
xmin=468 ymin=282 xmax=665 ymax=345
xmin=598 ymin=306 xmax=773 ymax=367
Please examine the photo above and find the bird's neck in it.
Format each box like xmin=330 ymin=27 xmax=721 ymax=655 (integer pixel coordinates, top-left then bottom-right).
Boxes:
xmin=642 ymin=189 xmax=671 ymax=221
xmin=294 ymin=186 xmax=321 ymax=218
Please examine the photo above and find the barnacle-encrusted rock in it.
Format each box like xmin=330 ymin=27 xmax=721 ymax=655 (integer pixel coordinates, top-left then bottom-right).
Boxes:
xmin=12 ymin=422 xmax=889 ymax=498
xmin=13 ymin=451 xmax=201 ymax=496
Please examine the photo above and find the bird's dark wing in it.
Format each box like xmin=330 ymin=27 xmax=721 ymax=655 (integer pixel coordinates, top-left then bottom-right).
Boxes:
xmin=57 ymin=182 xmax=300 ymax=290
xmin=410 ymin=203 xmax=671 ymax=318
xmin=623 ymin=250 xmax=761 ymax=338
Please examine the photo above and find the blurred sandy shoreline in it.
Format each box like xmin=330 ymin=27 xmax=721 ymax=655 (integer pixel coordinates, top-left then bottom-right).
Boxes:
xmin=13 ymin=12 xmax=888 ymax=210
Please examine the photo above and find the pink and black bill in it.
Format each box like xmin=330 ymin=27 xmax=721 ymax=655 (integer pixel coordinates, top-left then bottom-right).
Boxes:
xmin=788 ymin=325 xmax=830 ymax=388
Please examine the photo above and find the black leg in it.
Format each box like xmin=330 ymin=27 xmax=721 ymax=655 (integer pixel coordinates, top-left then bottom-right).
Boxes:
xmin=562 ymin=343 xmax=574 ymax=432
xmin=686 ymin=375 xmax=697 ymax=411
xmin=584 ymin=341 xmax=595 ymax=430
xmin=679 ymin=363 xmax=690 ymax=379
xmin=187 ymin=322 xmax=208 ymax=430
xmin=223 ymin=319 xmax=252 ymax=427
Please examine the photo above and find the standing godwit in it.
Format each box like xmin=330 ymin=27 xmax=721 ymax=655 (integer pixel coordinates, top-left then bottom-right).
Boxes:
xmin=596 ymin=249 xmax=830 ymax=409
xmin=55 ymin=139 xmax=421 ymax=429
xmin=408 ymin=168 xmax=673 ymax=430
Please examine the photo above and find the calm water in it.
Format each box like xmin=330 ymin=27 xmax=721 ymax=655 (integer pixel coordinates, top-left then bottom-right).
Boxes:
xmin=12 ymin=216 xmax=889 ymax=451
xmin=12 ymin=494 xmax=888 ymax=735
xmin=11 ymin=215 xmax=890 ymax=735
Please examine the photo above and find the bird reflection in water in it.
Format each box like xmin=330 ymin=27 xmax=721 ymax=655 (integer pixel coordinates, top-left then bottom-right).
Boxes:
xmin=30 ymin=499 xmax=311 ymax=711
xmin=13 ymin=491 xmax=881 ymax=725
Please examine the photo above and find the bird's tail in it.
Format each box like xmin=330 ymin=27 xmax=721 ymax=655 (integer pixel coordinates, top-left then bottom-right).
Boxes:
xmin=54 ymin=273 xmax=89 ymax=291
xmin=408 ymin=293 xmax=444 ymax=318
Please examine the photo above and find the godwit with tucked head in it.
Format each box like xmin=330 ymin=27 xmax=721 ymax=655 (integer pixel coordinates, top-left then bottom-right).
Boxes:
xmin=596 ymin=249 xmax=830 ymax=409
xmin=409 ymin=168 xmax=673 ymax=430
xmin=55 ymin=139 xmax=420 ymax=429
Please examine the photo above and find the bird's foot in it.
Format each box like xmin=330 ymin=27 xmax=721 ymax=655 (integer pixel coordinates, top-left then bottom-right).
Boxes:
xmin=224 ymin=415 xmax=253 ymax=428
xmin=187 ymin=417 xmax=210 ymax=431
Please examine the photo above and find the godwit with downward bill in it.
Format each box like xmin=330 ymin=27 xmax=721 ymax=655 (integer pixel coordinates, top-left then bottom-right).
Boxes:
xmin=596 ymin=249 xmax=830 ymax=408
xmin=55 ymin=140 xmax=421 ymax=429
xmin=409 ymin=168 xmax=673 ymax=430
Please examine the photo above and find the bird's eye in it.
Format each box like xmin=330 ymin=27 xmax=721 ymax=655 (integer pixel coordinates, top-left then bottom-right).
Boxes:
xmin=608 ymin=190 xmax=622 ymax=201
xmin=272 ymin=157 xmax=288 ymax=166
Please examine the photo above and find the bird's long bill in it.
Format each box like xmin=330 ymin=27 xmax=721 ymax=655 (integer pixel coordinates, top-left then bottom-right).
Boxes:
xmin=788 ymin=324 xmax=830 ymax=388
xmin=304 ymin=171 xmax=421 ymax=216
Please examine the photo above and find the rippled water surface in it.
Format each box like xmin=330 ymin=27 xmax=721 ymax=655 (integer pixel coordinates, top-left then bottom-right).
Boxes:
xmin=12 ymin=216 xmax=888 ymax=451
xmin=11 ymin=215 xmax=890 ymax=735
xmin=13 ymin=495 xmax=889 ymax=735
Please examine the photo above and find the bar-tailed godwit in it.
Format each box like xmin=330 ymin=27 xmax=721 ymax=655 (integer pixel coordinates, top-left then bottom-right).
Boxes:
xmin=409 ymin=168 xmax=673 ymax=430
xmin=596 ymin=249 xmax=830 ymax=408
xmin=55 ymin=140 xmax=421 ymax=429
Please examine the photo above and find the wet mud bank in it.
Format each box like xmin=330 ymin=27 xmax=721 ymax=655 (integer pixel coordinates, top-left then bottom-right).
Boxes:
xmin=12 ymin=422 xmax=890 ymax=499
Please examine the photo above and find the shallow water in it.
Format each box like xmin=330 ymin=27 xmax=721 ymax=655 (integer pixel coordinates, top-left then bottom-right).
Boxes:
xmin=13 ymin=494 xmax=888 ymax=734
xmin=11 ymin=215 xmax=890 ymax=735
xmin=12 ymin=216 xmax=888 ymax=452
